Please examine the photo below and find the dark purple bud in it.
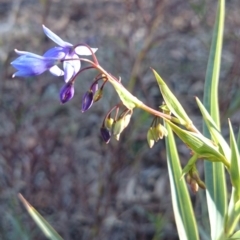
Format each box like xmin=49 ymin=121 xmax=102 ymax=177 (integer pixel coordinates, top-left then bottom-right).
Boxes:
xmin=100 ymin=127 xmax=111 ymax=144
xmin=90 ymin=81 xmax=98 ymax=94
xmin=60 ymin=83 xmax=74 ymax=104
xmin=81 ymin=90 xmax=93 ymax=112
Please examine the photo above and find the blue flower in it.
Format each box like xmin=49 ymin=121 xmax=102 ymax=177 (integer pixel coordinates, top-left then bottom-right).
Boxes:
xmin=11 ymin=50 xmax=58 ymax=77
xmin=42 ymin=25 xmax=98 ymax=82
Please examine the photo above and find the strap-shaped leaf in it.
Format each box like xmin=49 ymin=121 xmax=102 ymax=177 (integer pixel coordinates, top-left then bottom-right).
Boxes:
xmin=202 ymin=0 xmax=227 ymax=239
xmin=166 ymin=120 xmax=229 ymax=168
xmin=237 ymin=128 xmax=240 ymax=153
xmin=152 ymin=68 xmax=192 ymax=126
xmin=227 ymin=230 xmax=240 ymax=240
xmin=18 ymin=194 xmax=63 ymax=240
xmin=164 ymin=121 xmax=199 ymax=240
xmin=196 ymin=97 xmax=230 ymax=161
xmin=225 ymin=122 xmax=240 ymax=236
xmin=229 ymin=120 xmax=240 ymax=201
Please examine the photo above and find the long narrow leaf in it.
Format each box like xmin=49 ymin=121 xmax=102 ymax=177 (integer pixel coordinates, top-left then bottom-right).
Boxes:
xmin=165 ymin=122 xmax=199 ymax=240
xmin=18 ymin=194 xmax=63 ymax=240
xmin=225 ymin=121 xmax=240 ymax=236
xmin=229 ymin=120 xmax=240 ymax=201
xmin=166 ymin=120 xmax=229 ymax=167
xmin=152 ymin=68 xmax=192 ymax=126
xmin=227 ymin=230 xmax=240 ymax=240
xmin=203 ymin=0 xmax=226 ymax=239
xmin=237 ymin=128 xmax=240 ymax=153
xmin=196 ymin=97 xmax=230 ymax=161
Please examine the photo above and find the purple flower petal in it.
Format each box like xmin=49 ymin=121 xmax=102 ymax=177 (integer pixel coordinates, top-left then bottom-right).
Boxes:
xmin=42 ymin=25 xmax=72 ymax=48
xmin=49 ymin=66 xmax=64 ymax=77
xmin=11 ymin=54 xmax=56 ymax=77
xmin=74 ymin=46 xmax=98 ymax=56
xmin=15 ymin=49 xmax=45 ymax=58
xmin=43 ymin=47 xmax=67 ymax=59
xmin=63 ymin=53 xmax=81 ymax=82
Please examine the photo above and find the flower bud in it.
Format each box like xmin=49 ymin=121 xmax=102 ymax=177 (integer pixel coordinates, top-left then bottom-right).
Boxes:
xmin=104 ymin=117 xmax=114 ymax=130
xmin=154 ymin=123 xmax=168 ymax=140
xmin=159 ymin=103 xmax=171 ymax=115
xmin=115 ymin=133 xmax=121 ymax=141
xmin=147 ymin=127 xmax=155 ymax=148
xmin=60 ymin=82 xmax=74 ymax=104
xmin=93 ymin=89 xmax=103 ymax=102
xmin=186 ymin=167 xmax=206 ymax=192
xmin=100 ymin=127 xmax=111 ymax=144
xmin=112 ymin=111 xmax=132 ymax=141
xmin=191 ymin=171 xmax=206 ymax=189
xmin=112 ymin=119 xmax=125 ymax=138
xmin=91 ymin=81 xmax=98 ymax=94
xmin=82 ymin=90 xmax=93 ymax=112
xmin=190 ymin=179 xmax=199 ymax=193
xmin=186 ymin=173 xmax=192 ymax=185
xmin=122 ymin=111 xmax=132 ymax=129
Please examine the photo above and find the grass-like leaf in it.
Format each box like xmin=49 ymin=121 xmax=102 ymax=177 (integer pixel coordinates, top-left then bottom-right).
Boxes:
xmin=196 ymin=97 xmax=230 ymax=161
xmin=202 ymin=0 xmax=226 ymax=239
xmin=166 ymin=120 xmax=229 ymax=167
xmin=227 ymin=230 xmax=240 ymax=240
xmin=237 ymin=128 xmax=240 ymax=153
xmin=229 ymin=120 xmax=240 ymax=201
xmin=18 ymin=194 xmax=63 ymax=240
xmin=152 ymin=68 xmax=192 ymax=126
xmin=225 ymin=121 xmax=240 ymax=236
xmin=164 ymin=121 xmax=199 ymax=240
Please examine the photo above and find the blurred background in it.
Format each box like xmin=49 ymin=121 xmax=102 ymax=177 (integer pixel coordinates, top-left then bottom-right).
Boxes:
xmin=0 ymin=0 xmax=240 ymax=239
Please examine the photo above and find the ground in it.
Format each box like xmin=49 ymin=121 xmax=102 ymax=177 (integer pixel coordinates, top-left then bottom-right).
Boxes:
xmin=0 ymin=0 xmax=240 ymax=239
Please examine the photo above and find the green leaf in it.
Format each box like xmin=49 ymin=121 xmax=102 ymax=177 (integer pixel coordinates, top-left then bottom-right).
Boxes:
xmin=164 ymin=121 xmax=199 ymax=240
xmin=229 ymin=120 xmax=240 ymax=201
xmin=18 ymin=194 xmax=63 ymax=240
xmin=225 ymin=188 xmax=240 ymax=237
xmin=196 ymin=97 xmax=230 ymax=161
xmin=225 ymin=121 xmax=240 ymax=237
xmin=237 ymin=128 xmax=240 ymax=153
xmin=181 ymin=154 xmax=198 ymax=179
xmin=166 ymin=120 xmax=229 ymax=168
xmin=227 ymin=230 xmax=240 ymax=240
xmin=110 ymin=79 xmax=143 ymax=109
xmin=202 ymin=0 xmax=227 ymax=239
xmin=203 ymin=0 xmax=227 ymax=239
xmin=152 ymin=68 xmax=192 ymax=126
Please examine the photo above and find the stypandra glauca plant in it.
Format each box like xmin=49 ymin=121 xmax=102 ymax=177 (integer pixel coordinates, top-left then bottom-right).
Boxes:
xmin=11 ymin=0 xmax=240 ymax=239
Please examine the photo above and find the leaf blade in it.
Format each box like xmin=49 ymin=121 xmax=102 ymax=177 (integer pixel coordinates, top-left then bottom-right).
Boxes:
xmin=18 ymin=194 xmax=63 ymax=240
xmin=165 ymin=121 xmax=199 ymax=240
xmin=202 ymin=0 xmax=227 ymax=239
